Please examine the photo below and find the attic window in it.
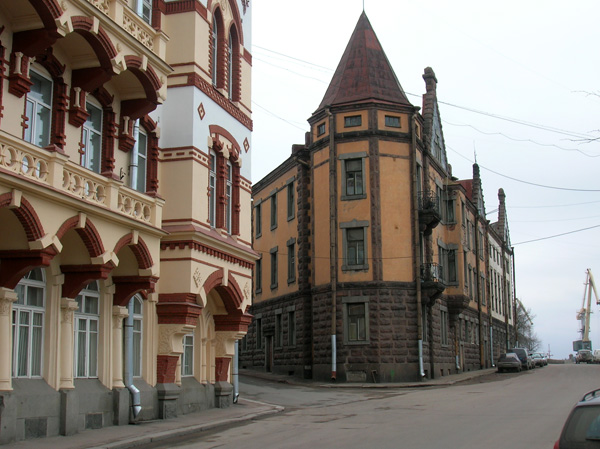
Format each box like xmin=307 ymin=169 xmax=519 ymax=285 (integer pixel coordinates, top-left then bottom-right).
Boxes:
xmin=344 ymin=115 xmax=362 ymax=128
xmin=317 ymin=122 xmax=326 ymax=136
xmin=385 ymin=115 xmax=400 ymax=128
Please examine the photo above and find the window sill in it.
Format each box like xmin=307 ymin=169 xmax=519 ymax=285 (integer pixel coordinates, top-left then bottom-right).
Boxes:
xmin=342 ymin=264 xmax=369 ymax=272
xmin=287 ymin=278 xmax=296 ymax=285
xmin=341 ymin=194 xmax=367 ymax=201
xmin=344 ymin=340 xmax=370 ymax=346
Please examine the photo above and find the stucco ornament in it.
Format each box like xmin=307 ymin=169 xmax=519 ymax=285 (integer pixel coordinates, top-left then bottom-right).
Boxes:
xmin=158 ymin=324 xmax=194 ymax=355
xmin=243 ymin=281 xmax=250 ymax=300
xmin=215 ymin=331 xmax=237 ymax=356
xmin=193 ymin=268 xmax=203 ymax=288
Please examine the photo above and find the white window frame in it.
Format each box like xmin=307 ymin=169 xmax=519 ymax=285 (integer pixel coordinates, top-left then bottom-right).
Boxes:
xmin=12 ymin=268 xmax=45 ymax=378
xmin=132 ymin=295 xmax=143 ymax=378
xmin=24 ymin=70 xmax=52 ymax=148
xmin=209 ymin=150 xmax=217 ymax=227
xmin=228 ymin=32 xmax=233 ymax=100
xmin=134 ymin=128 xmax=148 ymax=193
xmin=211 ymin=17 xmax=218 ymax=86
xmin=226 ymin=160 xmax=232 ymax=234
xmin=182 ymin=334 xmax=194 ymax=377
xmin=74 ymin=281 xmax=100 ymax=378
xmin=82 ymin=101 xmax=103 ymax=173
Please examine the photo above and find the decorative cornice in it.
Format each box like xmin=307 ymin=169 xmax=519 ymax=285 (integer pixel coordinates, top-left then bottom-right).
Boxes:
xmin=160 ymin=239 xmax=253 ymax=269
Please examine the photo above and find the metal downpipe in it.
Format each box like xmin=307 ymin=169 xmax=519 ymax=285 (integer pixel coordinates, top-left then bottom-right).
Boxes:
xmin=233 ymin=341 xmax=239 ymax=403
xmin=125 ymin=298 xmax=141 ymax=419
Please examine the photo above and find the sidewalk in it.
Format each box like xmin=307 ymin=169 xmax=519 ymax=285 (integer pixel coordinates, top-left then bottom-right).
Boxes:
xmin=9 ymin=398 xmax=283 ymax=449
xmin=240 ymin=367 xmax=498 ymax=389
xmin=9 ymin=368 xmax=495 ymax=449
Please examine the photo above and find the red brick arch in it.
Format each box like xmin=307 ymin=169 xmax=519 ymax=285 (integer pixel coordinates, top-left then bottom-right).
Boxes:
xmin=113 ymin=234 xmax=154 ymax=270
xmin=56 ymin=215 xmax=105 ymax=258
xmin=0 ymin=192 xmax=45 ymax=242
xmin=203 ymin=269 xmax=243 ymax=314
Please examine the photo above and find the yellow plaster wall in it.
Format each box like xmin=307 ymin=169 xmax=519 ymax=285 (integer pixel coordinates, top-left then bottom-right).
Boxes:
xmin=376 ymin=111 xmax=410 ymax=133
xmin=336 ymin=110 xmax=368 ymax=132
xmin=312 ymin=152 xmax=331 ymax=286
xmin=378 ymin=142 xmax=414 ymax=281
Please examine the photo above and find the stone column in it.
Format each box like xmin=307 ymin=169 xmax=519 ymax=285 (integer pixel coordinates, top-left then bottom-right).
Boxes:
xmin=0 ymin=288 xmax=18 ymax=391
xmin=59 ymin=298 xmax=79 ymax=390
xmin=111 ymin=306 xmax=128 ymax=389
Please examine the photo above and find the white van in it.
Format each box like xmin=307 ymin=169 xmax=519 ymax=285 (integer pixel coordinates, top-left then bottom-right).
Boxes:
xmin=593 ymin=350 xmax=600 ymax=364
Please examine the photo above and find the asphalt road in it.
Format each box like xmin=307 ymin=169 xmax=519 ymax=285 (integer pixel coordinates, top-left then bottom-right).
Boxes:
xmin=147 ymin=363 xmax=600 ymax=449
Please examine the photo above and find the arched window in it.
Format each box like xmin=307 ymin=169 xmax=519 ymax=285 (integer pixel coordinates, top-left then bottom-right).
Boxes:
xmin=74 ymin=281 xmax=100 ymax=378
xmin=12 ymin=268 xmax=46 ymax=378
xmin=211 ymin=16 xmax=218 ymax=86
xmin=227 ymin=26 xmax=240 ymax=102
xmin=82 ymin=101 xmax=103 ymax=173
xmin=24 ymin=71 xmax=52 ymax=148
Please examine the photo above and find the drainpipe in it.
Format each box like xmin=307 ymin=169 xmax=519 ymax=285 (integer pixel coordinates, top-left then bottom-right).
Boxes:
xmin=327 ymin=107 xmax=337 ymax=381
xmin=411 ymin=110 xmax=425 ymax=379
xmin=490 ymin=326 xmax=494 ymax=366
xmin=129 ymin=120 xmax=140 ymax=189
xmin=124 ymin=298 xmax=142 ymax=419
xmin=233 ymin=340 xmax=239 ymax=403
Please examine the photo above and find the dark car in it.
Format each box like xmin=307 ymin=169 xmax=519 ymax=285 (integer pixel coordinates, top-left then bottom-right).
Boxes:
xmin=554 ymin=389 xmax=600 ymax=448
xmin=497 ymin=353 xmax=521 ymax=373
xmin=507 ymin=347 xmax=532 ymax=371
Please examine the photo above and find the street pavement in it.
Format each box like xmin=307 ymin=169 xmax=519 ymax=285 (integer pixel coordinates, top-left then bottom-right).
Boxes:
xmin=8 ymin=368 xmax=497 ymax=449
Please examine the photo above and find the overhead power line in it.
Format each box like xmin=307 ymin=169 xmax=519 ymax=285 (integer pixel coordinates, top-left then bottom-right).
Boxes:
xmin=513 ymin=224 xmax=600 ymax=246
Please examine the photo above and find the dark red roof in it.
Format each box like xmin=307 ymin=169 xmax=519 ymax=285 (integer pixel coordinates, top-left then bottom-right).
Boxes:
xmin=457 ymin=179 xmax=473 ymax=200
xmin=317 ymin=12 xmax=412 ymax=110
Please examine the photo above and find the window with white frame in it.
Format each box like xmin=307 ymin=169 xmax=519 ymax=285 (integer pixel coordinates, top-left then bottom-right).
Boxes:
xmin=12 ymin=268 xmax=45 ymax=378
xmin=82 ymin=101 xmax=103 ymax=173
xmin=134 ymin=128 xmax=148 ymax=193
xmin=226 ymin=161 xmax=232 ymax=233
xmin=132 ymin=295 xmax=143 ymax=378
xmin=209 ymin=150 xmax=216 ymax=227
xmin=137 ymin=0 xmax=152 ymax=24
xmin=182 ymin=334 xmax=194 ymax=376
xmin=74 ymin=281 xmax=100 ymax=378
xmin=24 ymin=71 xmax=52 ymax=148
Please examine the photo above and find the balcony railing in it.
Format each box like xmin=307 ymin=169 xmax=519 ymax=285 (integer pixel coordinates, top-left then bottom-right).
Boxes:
xmin=417 ymin=190 xmax=439 ymax=212
xmin=0 ymin=130 xmax=162 ymax=227
xmin=421 ymin=263 xmax=444 ymax=283
xmin=84 ymin=0 xmax=168 ymax=59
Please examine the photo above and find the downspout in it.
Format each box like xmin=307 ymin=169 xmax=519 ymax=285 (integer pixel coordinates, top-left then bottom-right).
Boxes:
xmin=124 ymin=298 xmax=142 ymax=419
xmin=474 ymin=208 xmax=483 ymax=369
xmin=233 ymin=340 xmax=239 ymax=403
xmin=327 ymin=108 xmax=337 ymax=381
xmin=511 ymin=248 xmax=517 ymax=347
xmin=129 ymin=120 xmax=140 ymax=189
xmin=411 ymin=110 xmax=425 ymax=379
xmin=490 ymin=325 xmax=494 ymax=367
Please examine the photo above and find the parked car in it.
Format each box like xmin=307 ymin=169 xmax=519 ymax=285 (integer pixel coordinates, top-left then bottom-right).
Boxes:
xmin=577 ymin=349 xmax=594 ymax=364
xmin=496 ymin=353 xmax=521 ymax=373
xmin=530 ymin=352 xmax=545 ymax=368
xmin=554 ymin=389 xmax=600 ymax=448
xmin=593 ymin=350 xmax=600 ymax=364
xmin=507 ymin=347 xmax=532 ymax=370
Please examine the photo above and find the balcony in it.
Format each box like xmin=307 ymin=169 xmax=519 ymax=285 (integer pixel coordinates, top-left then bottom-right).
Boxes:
xmin=420 ymin=263 xmax=445 ymax=305
xmin=84 ymin=0 xmax=168 ymax=60
xmin=417 ymin=190 xmax=440 ymax=235
xmin=0 ymin=130 xmax=163 ymax=228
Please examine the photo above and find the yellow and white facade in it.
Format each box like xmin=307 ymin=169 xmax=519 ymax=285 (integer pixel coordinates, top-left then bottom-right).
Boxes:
xmin=0 ymin=0 xmax=254 ymax=443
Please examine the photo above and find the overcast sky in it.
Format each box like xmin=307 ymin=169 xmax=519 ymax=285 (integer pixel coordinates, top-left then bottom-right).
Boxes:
xmin=250 ymin=0 xmax=600 ymax=359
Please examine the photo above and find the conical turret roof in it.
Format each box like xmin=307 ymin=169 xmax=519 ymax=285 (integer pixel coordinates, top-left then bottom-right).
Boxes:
xmin=317 ymin=12 xmax=412 ymax=110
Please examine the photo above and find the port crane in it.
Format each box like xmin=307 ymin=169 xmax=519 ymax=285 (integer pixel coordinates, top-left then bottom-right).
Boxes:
xmin=574 ymin=269 xmax=599 ymax=352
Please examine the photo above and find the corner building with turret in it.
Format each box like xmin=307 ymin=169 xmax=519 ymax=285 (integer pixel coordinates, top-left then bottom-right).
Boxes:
xmin=241 ymin=13 xmax=516 ymax=383
xmin=0 ymin=0 xmax=255 ymax=443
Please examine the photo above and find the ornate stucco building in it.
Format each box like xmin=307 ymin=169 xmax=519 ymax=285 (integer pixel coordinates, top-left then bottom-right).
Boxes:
xmin=241 ymin=13 xmax=515 ymax=383
xmin=0 ymin=0 xmax=254 ymax=443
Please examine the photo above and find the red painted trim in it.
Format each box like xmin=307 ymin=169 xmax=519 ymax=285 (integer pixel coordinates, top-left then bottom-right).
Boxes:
xmin=0 ymin=192 xmax=45 ymax=241
xmin=159 ymin=240 xmax=254 ymax=269
xmin=112 ymin=275 xmax=158 ymax=306
xmin=214 ymin=357 xmax=230 ymax=382
xmin=113 ymin=234 xmax=154 ymax=269
xmin=60 ymin=263 xmax=113 ymax=298
xmin=0 ymin=248 xmax=56 ymax=289
xmin=156 ymin=354 xmax=178 ymax=383
xmin=56 ymin=216 xmax=105 ymax=258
